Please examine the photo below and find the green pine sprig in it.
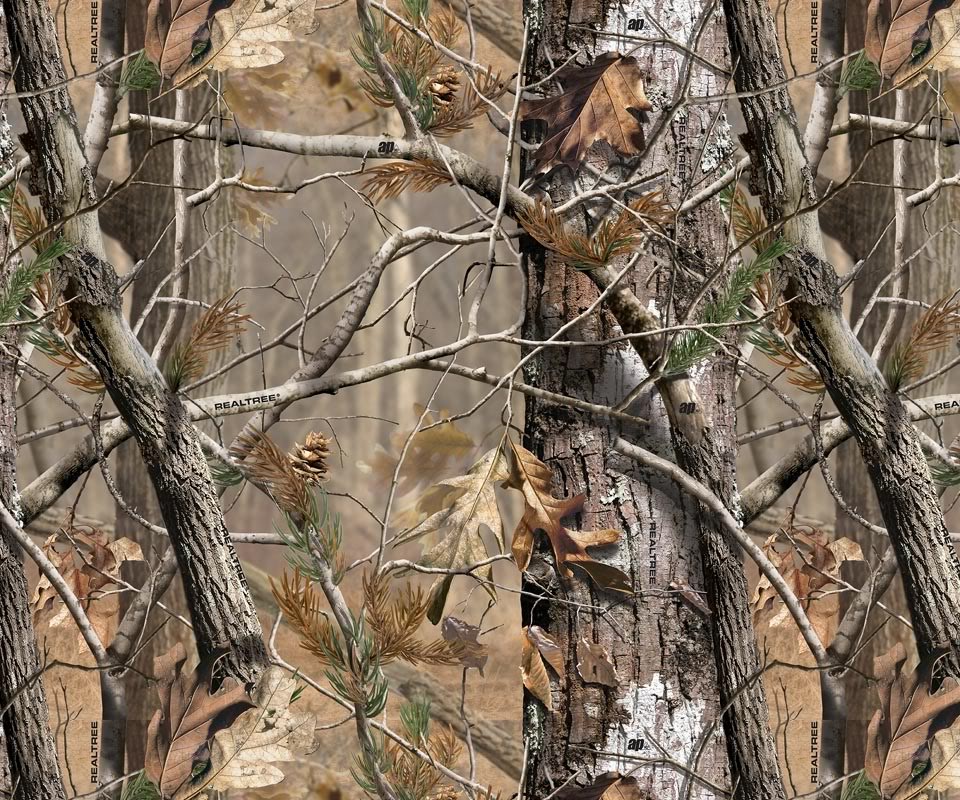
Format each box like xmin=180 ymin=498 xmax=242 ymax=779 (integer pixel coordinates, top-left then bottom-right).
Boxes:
xmin=118 ymin=51 xmax=160 ymax=97
xmin=0 ymin=238 xmax=72 ymax=325
xmin=838 ymin=51 xmax=880 ymax=98
xmin=840 ymin=772 xmax=880 ymax=800
xmin=665 ymin=238 xmax=793 ymax=375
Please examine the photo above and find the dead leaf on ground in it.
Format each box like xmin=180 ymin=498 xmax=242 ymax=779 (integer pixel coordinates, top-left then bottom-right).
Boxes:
xmin=506 ymin=441 xmax=632 ymax=595
xmin=521 ymin=51 xmax=652 ymax=174
xmin=864 ymin=643 xmax=960 ymax=798
xmin=394 ymin=446 xmax=509 ymax=622
xmin=576 ymin=638 xmax=619 ymax=688
xmin=441 ymin=616 xmax=489 ymax=674
xmin=521 ymin=626 xmax=564 ymax=710
xmin=144 ymin=644 xmax=255 ymax=799
xmin=865 ymin=0 xmax=960 ymax=84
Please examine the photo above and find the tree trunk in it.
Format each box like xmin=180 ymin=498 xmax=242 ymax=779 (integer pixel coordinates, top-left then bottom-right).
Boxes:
xmin=0 ymin=10 xmax=69 ymax=798
xmin=722 ymin=0 xmax=960 ymax=709
xmin=103 ymin=4 xmax=239 ymax=772
xmin=518 ymin=2 xmax=784 ymax=797
xmin=3 ymin=0 xmax=267 ymax=689
xmin=831 ymin=1 xmax=960 ymax=772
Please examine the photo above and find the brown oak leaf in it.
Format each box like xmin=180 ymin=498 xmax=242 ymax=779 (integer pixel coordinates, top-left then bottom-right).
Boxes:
xmin=144 ymin=644 xmax=255 ymax=799
xmin=506 ymin=441 xmax=632 ymax=594
xmin=521 ymin=51 xmax=652 ymax=174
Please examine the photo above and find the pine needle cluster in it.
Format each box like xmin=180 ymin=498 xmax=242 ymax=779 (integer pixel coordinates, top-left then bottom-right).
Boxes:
xmin=517 ymin=191 xmax=673 ymax=270
xmin=163 ymin=295 xmax=249 ymax=390
xmin=352 ymin=0 xmax=504 ymax=134
xmin=884 ymin=291 xmax=960 ymax=390
xmin=362 ymin=571 xmax=465 ymax=666
xmin=231 ymin=429 xmax=313 ymax=519
xmin=383 ymin=699 xmax=463 ymax=800
xmin=362 ymin=159 xmax=454 ymax=203
xmin=665 ymin=238 xmax=792 ymax=375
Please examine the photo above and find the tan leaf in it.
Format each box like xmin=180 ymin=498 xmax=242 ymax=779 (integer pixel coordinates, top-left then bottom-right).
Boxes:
xmin=196 ymin=666 xmax=316 ymax=794
xmin=864 ymin=644 xmax=960 ymax=798
xmin=505 ymin=441 xmax=632 ymax=595
xmin=521 ymin=628 xmax=553 ymax=709
xmin=395 ymin=447 xmax=508 ymax=622
xmin=144 ymin=644 xmax=256 ymax=798
xmin=232 ymin=168 xmax=286 ymax=234
xmin=521 ymin=51 xmax=652 ymax=173
xmin=865 ymin=0 xmax=960 ymax=85
xmin=918 ymin=724 xmax=960 ymax=795
xmin=356 ymin=404 xmax=476 ymax=498
xmin=168 ymin=0 xmax=322 ymax=87
xmin=526 ymin=625 xmax=564 ymax=680
xmin=750 ymin=526 xmax=863 ymax=650
xmin=576 ymin=638 xmax=619 ymax=688
xmin=32 ymin=526 xmax=144 ymax=651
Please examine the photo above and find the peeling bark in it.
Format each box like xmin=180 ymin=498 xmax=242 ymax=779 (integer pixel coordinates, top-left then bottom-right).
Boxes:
xmin=519 ymin=1 xmax=782 ymax=798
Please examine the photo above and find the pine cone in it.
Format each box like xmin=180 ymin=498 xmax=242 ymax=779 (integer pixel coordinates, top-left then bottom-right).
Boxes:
xmin=428 ymin=66 xmax=460 ymax=106
xmin=289 ymin=431 xmax=331 ymax=485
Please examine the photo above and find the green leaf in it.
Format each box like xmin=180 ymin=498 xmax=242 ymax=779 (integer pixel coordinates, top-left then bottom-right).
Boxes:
xmin=841 ymin=772 xmax=880 ymax=800
xmin=121 ymin=772 xmax=160 ymax=800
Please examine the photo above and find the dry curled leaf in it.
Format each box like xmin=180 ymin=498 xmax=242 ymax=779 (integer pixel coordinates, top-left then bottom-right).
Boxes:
xmin=751 ymin=526 xmax=863 ymax=651
xmin=199 ymin=667 xmax=316 ymax=792
xmin=441 ymin=616 xmax=489 ymax=673
xmin=144 ymin=644 xmax=256 ymax=799
xmin=865 ymin=643 xmax=960 ymax=798
xmin=506 ymin=441 xmax=632 ymax=594
xmin=521 ymin=626 xmax=564 ymax=710
xmin=394 ymin=446 xmax=509 ymax=622
xmin=32 ymin=525 xmax=143 ymax=651
xmin=521 ymin=51 xmax=652 ymax=173
xmin=576 ymin=637 xmax=619 ymax=687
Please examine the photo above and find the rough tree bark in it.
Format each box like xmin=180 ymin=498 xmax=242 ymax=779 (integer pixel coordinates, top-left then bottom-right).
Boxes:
xmin=0 ymin=9 xmax=69 ymax=799
xmin=829 ymin=0 xmax=960 ymax=771
xmin=519 ymin=2 xmax=784 ymax=798
xmin=101 ymin=3 xmax=239 ymax=771
xmin=2 ymin=0 xmax=268 ymax=691
xmin=722 ymin=0 xmax=960 ymax=778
